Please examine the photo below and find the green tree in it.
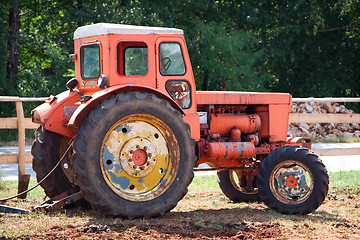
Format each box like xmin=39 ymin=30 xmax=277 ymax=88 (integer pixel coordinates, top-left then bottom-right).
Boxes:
xmin=244 ymin=0 xmax=360 ymax=99
xmin=1 ymin=0 xmax=359 ymax=115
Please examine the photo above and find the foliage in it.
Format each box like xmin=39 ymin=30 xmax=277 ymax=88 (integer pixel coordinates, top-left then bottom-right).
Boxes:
xmin=0 ymin=0 xmax=359 ymax=117
xmin=184 ymin=21 xmax=271 ymax=91
xmin=261 ymin=1 xmax=360 ymax=100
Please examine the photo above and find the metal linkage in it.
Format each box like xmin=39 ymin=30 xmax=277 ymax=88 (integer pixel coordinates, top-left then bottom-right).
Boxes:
xmin=32 ymin=191 xmax=82 ymax=212
xmin=0 ymin=191 xmax=83 ymax=214
xmin=193 ymin=166 xmax=254 ymax=172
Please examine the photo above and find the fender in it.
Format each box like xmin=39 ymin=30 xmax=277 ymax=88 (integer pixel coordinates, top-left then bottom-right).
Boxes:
xmin=31 ymin=90 xmax=81 ymax=138
xmin=68 ymin=84 xmax=185 ymax=128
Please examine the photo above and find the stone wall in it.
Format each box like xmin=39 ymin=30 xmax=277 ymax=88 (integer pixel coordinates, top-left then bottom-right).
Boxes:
xmin=288 ymin=102 xmax=360 ymax=139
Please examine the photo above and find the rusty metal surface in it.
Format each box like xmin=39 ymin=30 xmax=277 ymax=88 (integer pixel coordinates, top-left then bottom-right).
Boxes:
xmin=33 ymin=191 xmax=82 ymax=212
xmin=206 ymin=142 xmax=255 ymax=159
xmin=209 ymin=114 xmax=261 ymax=136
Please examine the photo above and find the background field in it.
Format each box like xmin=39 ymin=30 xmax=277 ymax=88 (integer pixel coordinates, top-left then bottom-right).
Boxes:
xmin=1 ymin=171 xmax=360 ymax=239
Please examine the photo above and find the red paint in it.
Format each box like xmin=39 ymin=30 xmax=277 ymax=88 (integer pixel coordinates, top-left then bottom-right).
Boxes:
xmin=132 ymin=149 xmax=147 ymax=166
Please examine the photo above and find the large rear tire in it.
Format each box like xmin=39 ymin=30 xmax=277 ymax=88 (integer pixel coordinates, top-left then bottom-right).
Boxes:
xmin=257 ymin=146 xmax=329 ymax=214
xmin=31 ymin=126 xmax=74 ymax=198
xmin=72 ymin=92 xmax=196 ymax=218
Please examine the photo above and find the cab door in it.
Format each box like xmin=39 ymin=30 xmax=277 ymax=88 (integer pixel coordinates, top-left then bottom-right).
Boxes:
xmin=155 ymin=36 xmax=196 ymax=115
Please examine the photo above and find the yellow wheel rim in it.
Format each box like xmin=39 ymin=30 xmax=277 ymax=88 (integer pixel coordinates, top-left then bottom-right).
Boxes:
xmin=100 ymin=114 xmax=179 ymax=202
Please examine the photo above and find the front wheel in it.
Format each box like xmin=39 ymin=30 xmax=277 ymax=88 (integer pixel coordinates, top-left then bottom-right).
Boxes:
xmin=72 ymin=92 xmax=196 ymax=218
xmin=257 ymin=146 xmax=329 ymax=214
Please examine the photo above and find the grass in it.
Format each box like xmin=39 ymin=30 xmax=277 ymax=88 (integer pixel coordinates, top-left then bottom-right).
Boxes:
xmin=0 ymin=171 xmax=359 ymax=239
xmin=329 ymin=170 xmax=360 ymax=187
xmin=189 ymin=174 xmax=219 ymax=191
xmin=312 ymin=136 xmax=360 ymax=143
xmin=0 ymin=171 xmax=358 ymax=201
xmin=328 ymin=170 xmax=360 ymax=195
xmin=0 ymin=170 xmax=3 ymax=189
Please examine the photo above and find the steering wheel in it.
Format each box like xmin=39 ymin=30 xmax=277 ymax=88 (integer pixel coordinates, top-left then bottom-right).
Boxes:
xmin=160 ymin=57 xmax=172 ymax=73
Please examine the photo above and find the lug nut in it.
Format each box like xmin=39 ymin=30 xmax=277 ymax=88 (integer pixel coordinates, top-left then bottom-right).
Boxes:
xmin=130 ymin=150 xmax=134 ymax=154
xmin=139 ymin=166 xmax=145 ymax=170
xmin=128 ymin=158 xmax=132 ymax=162
xmin=148 ymin=153 xmax=152 ymax=158
xmin=133 ymin=165 xmax=137 ymax=169
xmin=147 ymin=161 xmax=150 ymax=166
xmin=136 ymin=145 xmax=140 ymax=149
xmin=144 ymin=146 xmax=147 ymax=150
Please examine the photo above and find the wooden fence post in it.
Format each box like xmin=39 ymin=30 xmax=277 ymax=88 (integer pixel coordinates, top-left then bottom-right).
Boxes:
xmin=15 ymin=100 xmax=30 ymax=199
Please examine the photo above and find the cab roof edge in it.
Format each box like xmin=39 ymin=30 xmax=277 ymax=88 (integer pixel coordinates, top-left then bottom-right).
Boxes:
xmin=74 ymin=23 xmax=184 ymax=39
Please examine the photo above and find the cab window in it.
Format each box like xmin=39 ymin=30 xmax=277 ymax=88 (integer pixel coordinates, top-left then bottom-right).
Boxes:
xmin=159 ymin=42 xmax=186 ymax=76
xmin=81 ymin=44 xmax=100 ymax=79
xmin=117 ymin=42 xmax=148 ymax=76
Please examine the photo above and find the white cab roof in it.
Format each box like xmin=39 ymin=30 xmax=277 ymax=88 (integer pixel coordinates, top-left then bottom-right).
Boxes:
xmin=74 ymin=23 xmax=184 ymax=39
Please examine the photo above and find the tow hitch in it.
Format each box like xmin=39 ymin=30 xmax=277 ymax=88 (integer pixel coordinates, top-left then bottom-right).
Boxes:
xmin=32 ymin=191 xmax=82 ymax=212
xmin=0 ymin=143 xmax=83 ymax=215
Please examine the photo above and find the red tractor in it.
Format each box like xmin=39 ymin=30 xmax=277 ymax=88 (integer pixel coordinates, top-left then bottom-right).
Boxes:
xmin=31 ymin=23 xmax=328 ymax=218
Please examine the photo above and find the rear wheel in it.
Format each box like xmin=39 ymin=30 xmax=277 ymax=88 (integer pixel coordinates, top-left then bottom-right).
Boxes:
xmin=72 ymin=92 xmax=196 ymax=218
xmin=217 ymin=169 xmax=260 ymax=202
xmin=257 ymin=146 xmax=329 ymax=214
xmin=31 ymin=126 xmax=74 ymax=198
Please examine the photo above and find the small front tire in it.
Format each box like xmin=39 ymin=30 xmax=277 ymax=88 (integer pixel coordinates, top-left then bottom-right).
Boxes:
xmin=257 ymin=146 xmax=329 ymax=214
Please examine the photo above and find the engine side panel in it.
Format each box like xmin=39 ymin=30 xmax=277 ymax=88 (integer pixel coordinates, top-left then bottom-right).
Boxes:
xmin=196 ymin=91 xmax=292 ymax=143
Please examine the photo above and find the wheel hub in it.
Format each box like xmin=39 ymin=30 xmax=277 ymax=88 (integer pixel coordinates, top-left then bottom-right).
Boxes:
xmin=271 ymin=162 xmax=312 ymax=203
xmin=286 ymin=176 xmax=298 ymax=188
xmin=132 ymin=149 xmax=147 ymax=166
xmin=119 ymin=137 xmax=157 ymax=178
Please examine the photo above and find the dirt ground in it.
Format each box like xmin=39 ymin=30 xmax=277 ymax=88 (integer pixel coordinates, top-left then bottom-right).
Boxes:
xmin=1 ymin=186 xmax=360 ymax=240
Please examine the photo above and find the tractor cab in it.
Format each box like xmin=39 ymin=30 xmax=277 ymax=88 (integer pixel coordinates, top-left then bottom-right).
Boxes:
xmin=73 ymin=23 xmax=196 ymax=114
